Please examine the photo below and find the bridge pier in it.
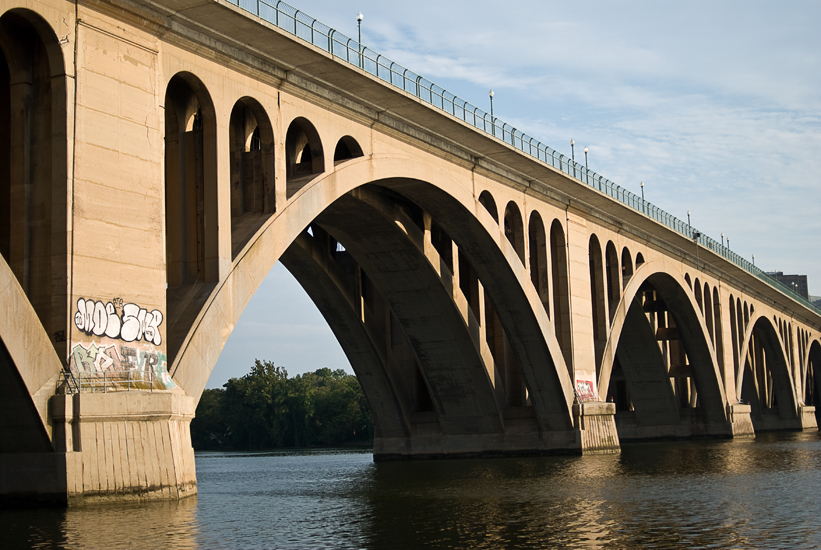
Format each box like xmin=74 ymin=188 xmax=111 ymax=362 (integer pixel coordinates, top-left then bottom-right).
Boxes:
xmin=0 ymin=392 xmax=196 ymax=506
xmin=574 ymin=401 xmax=620 ymax=454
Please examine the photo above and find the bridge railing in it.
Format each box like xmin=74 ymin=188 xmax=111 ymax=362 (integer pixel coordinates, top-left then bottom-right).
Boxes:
xmin=58 ymin=369 xmax=156 ymax=394
xmin=229 ymin=0 xmax=821 ymax=316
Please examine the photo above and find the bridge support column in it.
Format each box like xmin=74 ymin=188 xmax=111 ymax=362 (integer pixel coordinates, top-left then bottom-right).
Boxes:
xmin=728 ymin=403 xmax=755 ymax=437
xmin=799 ymin=405 xmax=817 ymax=430
xmin=0 ymin=392 xmax=197 ymax=506
xmin=574 ymin=401 xmax=620 ymax=454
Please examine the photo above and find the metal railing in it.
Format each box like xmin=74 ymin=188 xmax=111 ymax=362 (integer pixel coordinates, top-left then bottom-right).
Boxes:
xmin=227 ymin=0 xmax=821 ymax=316
xmin=59 ymin=369 xmax=156 ymax=394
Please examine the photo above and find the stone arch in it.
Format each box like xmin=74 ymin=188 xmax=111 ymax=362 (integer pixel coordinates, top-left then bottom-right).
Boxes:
xmin=694 ymin=278 xmax=703 ymax=312
xmin=684 ymin=273 xmax=692 ymax=289
xmin=598 ymin=260 xmax=729 ymax=434
xmin=478 ymin=190 xmax=498 ymax=222
xmin=805 ymin=339 xmax=821 ymax=423
xmin=164 ymin=71 xmax=219 ymax=361
xmin=621 ymin=247 xmax=633 ymax=289
xmin=229 ymin=96 xmax=275 ymax=258
xmin=169 ymin=157 xmax=576 ymax=436
xmin=285 ymin=116 xmax=325 ymax=198
xmin=736 ymin=312 xmax=799 ymax=428
xmin=0 ymin=9 xmax=68 ymax=358
xmin=605 ymin=241 xmax=620 ymax=323
xmin=333 ymin=135 xmax=364 ymax=163
xmin=503 ymin=201 xmax=524 ymax=264
xmin=528 ymin=211 xmax=549 ymax=314
xmin=635 ymin=252 xmax=645 ymax=267
xmin=712 ymin=287 xmax=724 ymax=377
xmin=589 ymin=234 xmax=607 ymax=373
xmin=703 ymin=283 xmax=713 ymax=343
xmin=550 ymin=219 xmax=572 ymax=371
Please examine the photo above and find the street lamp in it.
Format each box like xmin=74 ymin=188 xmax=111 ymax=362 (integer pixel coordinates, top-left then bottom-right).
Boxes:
xmin=727 ymin=237 xmax=730 ymax=249
xmin=640 ymin=181 xmax=645 ymax=213
xmin=721 ymin=233 xmax=724 ymax=248
xmin=752 ymin=254 xmax=755 ymax=266
xmin=584 ymin=147 xmax=588 ymax=170
xmin=357 ymin=12 xmax=364 ymax=68
xmin=570 ymin=139 xmax=575 ymax=163
xmin=489 ymin=89 xmax=495 ymax=135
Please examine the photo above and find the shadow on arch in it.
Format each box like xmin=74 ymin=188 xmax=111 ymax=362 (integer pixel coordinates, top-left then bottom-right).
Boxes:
xmin=597 ymin=260 xmax=730 ymax=439
xmin=736 ymin=312 xmax=800 ymax=430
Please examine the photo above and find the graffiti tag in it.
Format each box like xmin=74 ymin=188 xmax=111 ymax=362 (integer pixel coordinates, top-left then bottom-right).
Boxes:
xmin=576 ymin=380 xmax=596 ymax=402
xmin=74 ymin=297 xmax=163 ymax=345
xmin=69 ymin=341 xmax=175 ymax=389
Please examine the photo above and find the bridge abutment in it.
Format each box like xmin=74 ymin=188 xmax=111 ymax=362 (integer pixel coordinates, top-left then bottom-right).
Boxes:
xmin=0 ymin=392 xmax=197 ymax=506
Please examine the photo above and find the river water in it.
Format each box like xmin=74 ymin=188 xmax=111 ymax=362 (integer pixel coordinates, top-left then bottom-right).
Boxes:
xmin=4 ymin=431 xmax=821 ymax=549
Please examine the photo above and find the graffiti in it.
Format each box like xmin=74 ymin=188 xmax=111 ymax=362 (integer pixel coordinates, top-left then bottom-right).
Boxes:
xmin=74 ymin=297 xmax=163 ymax=345
xmin=53 ymin=330 xmax=67 ymax=343
xmin=69 ymin=341 xmax=175 ymax=390
xmin=576 ymin=380 xmax=596 ymax=402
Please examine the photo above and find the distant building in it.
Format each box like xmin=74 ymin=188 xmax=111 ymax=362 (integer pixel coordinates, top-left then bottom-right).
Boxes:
xmin=812 ymin=295 xmax=821 ymax=308
xmin=766 ymin=272 xmax=809 ymax=299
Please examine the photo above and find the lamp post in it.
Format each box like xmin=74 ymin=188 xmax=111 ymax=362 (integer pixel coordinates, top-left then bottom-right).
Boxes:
xmin=570 ymin=139 xmax=575 ymax=178
xmin=727 ymin=237 xmax=730 ymax=249
xmin=584 ymin=147 xmax=588 ymax=170
xmin=752 ymin=254 xmax=755 ymax=266
xmin=357 ymin=12 xmax=364 ymax=68
xmin=721 ymin=233 xmax=724 ymax=248
xmin=640 ymin=181 xmax=645 ymax=214
xmin=687 ymin=210 xmax=691 ymax=227
xmin=489 ymin=89 xmax=495 ymax=136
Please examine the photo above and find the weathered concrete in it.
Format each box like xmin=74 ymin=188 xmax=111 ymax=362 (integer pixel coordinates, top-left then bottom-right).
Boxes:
xmin=0 ymin=0 xmax=820 ymax=505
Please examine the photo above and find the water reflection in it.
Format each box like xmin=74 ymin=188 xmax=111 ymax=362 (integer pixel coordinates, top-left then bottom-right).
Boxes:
xmin=4 ymin=433 xmax=821 ymax=549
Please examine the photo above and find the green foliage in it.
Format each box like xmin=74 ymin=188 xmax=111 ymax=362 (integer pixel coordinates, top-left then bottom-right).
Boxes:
xmin=191 ymin=360 xmax=373 ymax=451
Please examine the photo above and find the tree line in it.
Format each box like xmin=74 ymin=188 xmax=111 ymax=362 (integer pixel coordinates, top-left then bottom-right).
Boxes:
xmin=191 ymin=360 xmax=373 ymax=450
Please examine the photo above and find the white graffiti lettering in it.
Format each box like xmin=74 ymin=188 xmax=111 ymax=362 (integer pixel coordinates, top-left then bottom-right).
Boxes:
xmin=74 ymin=297 xmax=163 ymax=345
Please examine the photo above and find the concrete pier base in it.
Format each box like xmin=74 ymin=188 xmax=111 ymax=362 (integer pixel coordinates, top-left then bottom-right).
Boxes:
xmin=574 ymin=401 xmax=620 ymax=454
xmin=0 ymin=392 xmax=197 ymax=506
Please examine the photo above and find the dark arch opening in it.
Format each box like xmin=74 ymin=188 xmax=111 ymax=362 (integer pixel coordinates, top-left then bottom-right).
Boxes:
xmin=605 ymin=241 xmax=620 ymax=323
xmin=478 ymin=190 xmax=498 ymax=222
xmin=528 ymin=211 xmax=549 ymax=315
xmin=550 ymin=220 xmax=572 ymax=372
xmin=333 ymin=135 xmax=364 ymax=163
xmin=636 ymin=252 xmax=645 ymax=267
xmin=285 ymin=117 xmax=324 ymax=198
xmin=503 ymin=201 xmax=524 ymax=263
xmin=0 ymin=10 xmax=67 ymax=357
xmin=589 ymin=235 xmax=607 ymax=373
xmin=806 ymin=340 xmax=821 ymax=424
xmin=621 ymin=247 xmax=633 ymax=289
xmin=229 ymin=97 xmax=276 ymax=258
xmin=164 ymin=72 xmax=219 ymax=361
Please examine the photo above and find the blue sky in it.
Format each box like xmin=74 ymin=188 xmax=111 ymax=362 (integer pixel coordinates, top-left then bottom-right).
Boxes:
xmin=208 ymin=0 xmax=821 ymax=387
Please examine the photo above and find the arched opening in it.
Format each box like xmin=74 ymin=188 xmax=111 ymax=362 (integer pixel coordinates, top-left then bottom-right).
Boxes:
xmin=503 ymin=201 xmax=524 ymax=263
xmin=601 ymin=270 xmax=727 ymax=440
xmin=729 ymin=295 xmax=739 ymax=378
xmin=589 ymin=235 xmax=607 ymax=373
xmin=605 ymin=241 xmax=620 ymax=323
xmin=740 ymin=317 xmax=798 ymax=430
xmin=807 ymin=340 xmax=821 ymax=423
xmin=621 ymin=247 xmax=633 ymax=289
xmin=528 ymin=211 xmax=549 ymax=314
xmin=333 ymin=135 xmax=364 ymax=164
xmin=684 ymin=273 xmax=692 ymax=289
xmin=285 ymin=117 xmax=324 ymax=198
xmin=0 ymin=10 xmax=67 ymax=355
xmin=694 ymin=278 xmax=703 ymax=313
xmin=713 ymin=287 xmax=724 ymax=378
xmin=550 ymin=220 xmax=572 ymax=372
xmin=703 ymin=283 xmax=713 ymax=343
xmin=478 ymin=190 xmax=498 ymax=222
xmin=635 ymin=252 xmax=645 ymax=267
xmin=164 ymin=72 xmax=219 ymax=360
xmin=229 ymin=97 xmax=275 ymax=258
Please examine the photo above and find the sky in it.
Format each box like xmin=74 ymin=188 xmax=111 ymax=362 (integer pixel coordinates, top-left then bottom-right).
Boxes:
xmin=208 ymin=0 xmax=821 ymax=388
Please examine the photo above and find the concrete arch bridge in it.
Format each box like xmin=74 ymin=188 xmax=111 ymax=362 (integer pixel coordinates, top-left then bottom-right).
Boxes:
xmin=1 ymin=0 xmax=819 ymax=505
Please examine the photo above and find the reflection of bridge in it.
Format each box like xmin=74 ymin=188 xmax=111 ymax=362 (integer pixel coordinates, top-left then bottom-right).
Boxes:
xmin=1 ymin=0 xmax=820 ymax=505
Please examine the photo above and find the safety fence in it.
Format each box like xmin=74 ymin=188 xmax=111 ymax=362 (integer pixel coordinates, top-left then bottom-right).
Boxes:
xmin=60 ymin=369 xmax=157 ymax=394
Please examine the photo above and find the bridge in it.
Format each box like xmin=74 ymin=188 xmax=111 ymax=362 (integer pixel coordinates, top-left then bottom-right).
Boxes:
xmin=1 ymin=0 xmax=820 ymax=506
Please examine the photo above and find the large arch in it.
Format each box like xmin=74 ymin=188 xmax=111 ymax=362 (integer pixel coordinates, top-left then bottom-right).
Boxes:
xmin=597 ymin=259 xmax=729 ymax=437
xmin=805 ymin=338 xmax=821 ymax=423
xmin=169 ymin=155 xmax=577 ymax=439
xmin=736 ymin=312 xmax=800 ymax=429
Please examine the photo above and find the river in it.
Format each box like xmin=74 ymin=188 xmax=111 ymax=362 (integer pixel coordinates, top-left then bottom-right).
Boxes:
xmin=4 ymin=431 xmax=821 ymax=549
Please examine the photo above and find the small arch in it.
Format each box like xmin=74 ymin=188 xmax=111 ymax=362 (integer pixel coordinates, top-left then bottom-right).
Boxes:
xmin=550 ymin=219 xmax=572 ymax=371
xmin=528 ymin=211 xmax=549 ymax=314
xmin=703 ymin=283 xmax=713 ymax=343
xmin=333 ymin=135 xmax=364 ymax=163
xmin=285 ymin=117 xmax=325 ymax=198
xmin=605 ymin=241 xmax=620 ymax=323
xmin=729 ymin=294 xmax=739 ymax=377
xmin=636 ymin=252 xmax=645 ymax=267
xmin=685 ymin=273 xmax=692 ymax=289
xmin=589 ymin=235 xmax=607 ymax=372
xmin=713 ymin=287 xmax=724 ymax=376
xmin=621 ymin=247 xmax=633 ymax=288
xmin=478 ymin=190 xmax=498 ymax=222
xmin=694 ymin=278 xmax=703 ymax=312
xmin=229 ymin=97 xmax=275 ymax=258
xmin=503 ymin=201 xmax=525 ymax=263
